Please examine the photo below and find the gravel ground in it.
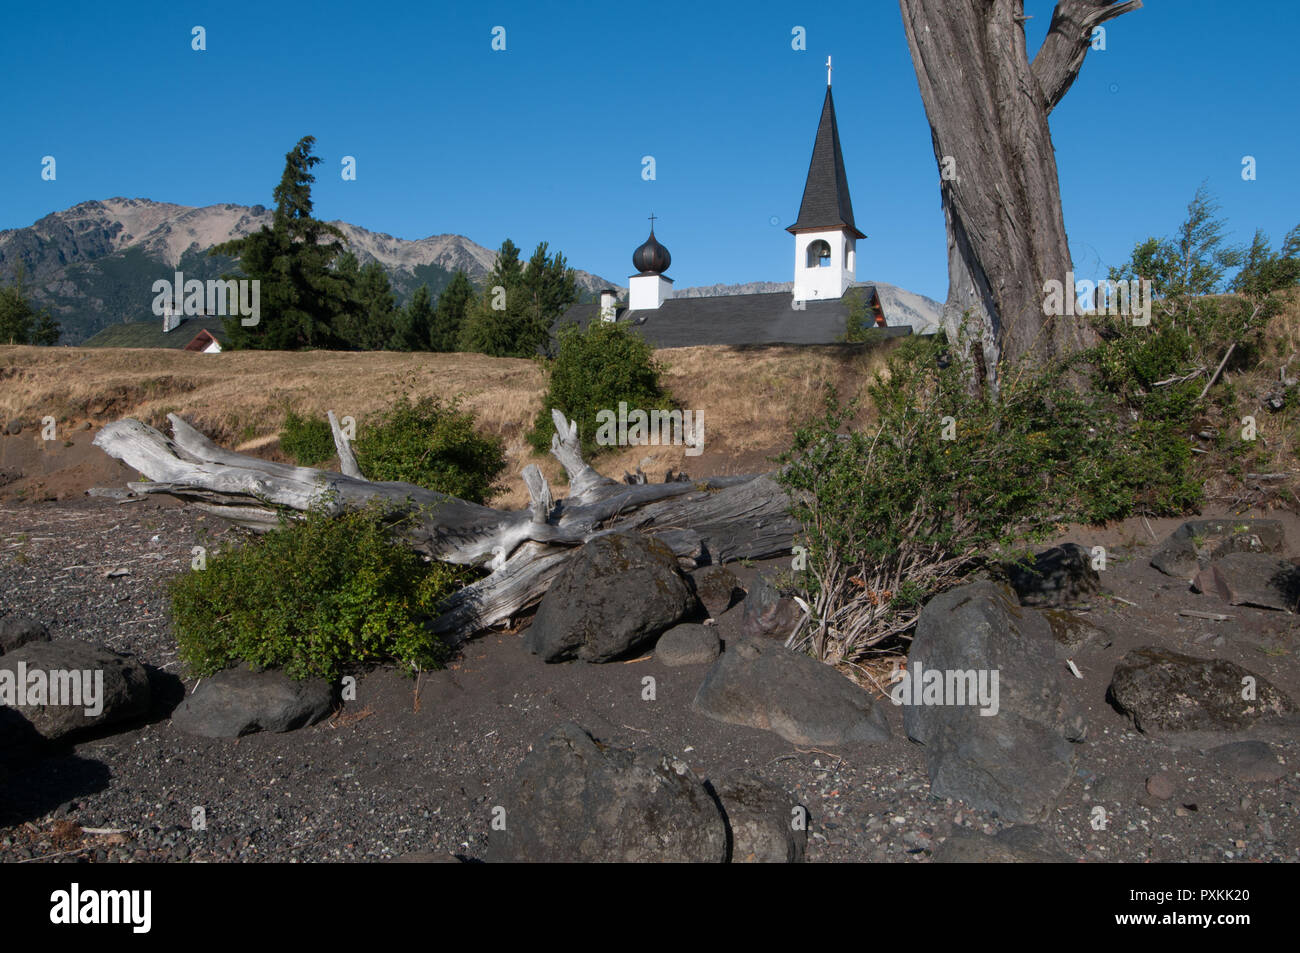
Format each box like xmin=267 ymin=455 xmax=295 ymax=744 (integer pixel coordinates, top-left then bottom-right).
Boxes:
xmin=1 ymin=498 xmax=1298 ymax=863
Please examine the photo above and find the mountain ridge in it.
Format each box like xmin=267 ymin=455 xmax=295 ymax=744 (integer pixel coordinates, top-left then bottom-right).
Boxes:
xmin=0 ymin=198 xmax=940 ymax=343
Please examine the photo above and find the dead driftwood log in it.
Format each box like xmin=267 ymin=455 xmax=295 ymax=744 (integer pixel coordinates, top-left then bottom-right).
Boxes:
xmin=93 ymin=410 xmax=798 ymax=642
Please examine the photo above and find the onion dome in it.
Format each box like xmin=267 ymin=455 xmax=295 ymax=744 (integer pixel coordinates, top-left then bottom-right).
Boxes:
xmin=632 ymin=228 xmax=671 ymax=275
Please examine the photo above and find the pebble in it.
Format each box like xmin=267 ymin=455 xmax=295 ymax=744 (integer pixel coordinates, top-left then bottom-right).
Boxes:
xmin=1146 ymin=773 xmax=1176 ymax=800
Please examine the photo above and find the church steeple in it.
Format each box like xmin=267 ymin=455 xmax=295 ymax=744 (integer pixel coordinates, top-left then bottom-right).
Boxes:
xmin=789 ymin=64 xmax=863 ymax=302
xmin=787 ymin=84 xmax=863 ymax=240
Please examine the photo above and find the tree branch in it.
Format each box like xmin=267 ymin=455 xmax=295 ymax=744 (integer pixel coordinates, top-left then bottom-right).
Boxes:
xmin=328 ymin=410 xmax=364 ymax=480
xmin=1032 ymin=0 xmax=1142 ymax=113
xmin=92 ymin=412 xmax=798 ymax=640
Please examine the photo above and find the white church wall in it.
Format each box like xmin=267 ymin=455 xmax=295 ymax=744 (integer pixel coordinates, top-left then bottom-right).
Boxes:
xmin=793 ymin=229 xmax=855 ymax=301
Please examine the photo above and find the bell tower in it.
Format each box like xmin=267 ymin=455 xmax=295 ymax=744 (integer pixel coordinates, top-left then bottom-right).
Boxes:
xmin=789 ymin=58 xmax=864 ymax=302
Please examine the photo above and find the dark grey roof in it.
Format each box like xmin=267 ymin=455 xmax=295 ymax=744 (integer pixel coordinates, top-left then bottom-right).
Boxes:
xmin=787 ymin=87 xmax=863 ymax=239
xmin=556 ymin=288 xmax=908 ymax=349
xmin=81 ymin=316 xmax=230 ymax=349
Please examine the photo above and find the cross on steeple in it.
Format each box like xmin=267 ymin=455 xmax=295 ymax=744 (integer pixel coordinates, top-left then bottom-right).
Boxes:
xmin=826 ymin=55 xmax=832 ymax=86
xmin=648 ymin=212 xmax=657 ymax=230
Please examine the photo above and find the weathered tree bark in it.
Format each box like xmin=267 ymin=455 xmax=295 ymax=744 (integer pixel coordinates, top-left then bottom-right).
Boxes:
xmin=898 ymin=0 xmax=1141 ymax=389
xmin=92 ymin=410 xmax=798 ymax=642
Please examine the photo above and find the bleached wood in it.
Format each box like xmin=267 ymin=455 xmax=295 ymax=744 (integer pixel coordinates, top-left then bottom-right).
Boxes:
xmin=328 ymin=410 xmax=364 ymax=480
xmin=93 ymin=413 xmax=798 ymax=639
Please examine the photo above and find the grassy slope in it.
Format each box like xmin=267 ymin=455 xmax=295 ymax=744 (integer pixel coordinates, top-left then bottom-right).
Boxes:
xmin=0 ymin=341 xmax=897 ymax=509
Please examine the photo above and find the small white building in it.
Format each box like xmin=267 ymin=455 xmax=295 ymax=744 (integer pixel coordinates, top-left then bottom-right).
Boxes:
xmin=560 ymin=64 xmax=909 ymax=347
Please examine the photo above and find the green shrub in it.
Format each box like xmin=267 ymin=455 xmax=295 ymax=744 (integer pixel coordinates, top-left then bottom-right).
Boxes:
xmin=169 ymin=504 xmax=465 ymax=680
xmin=528 ymin=320 xmax=673 ymax=459
xmin=777 ymin=332 xmax=1201 ymax=662
xmin=280 ymin=410 xmax=336 ymax=466
xmin=353 ymin=395 xmax=507 ymax=503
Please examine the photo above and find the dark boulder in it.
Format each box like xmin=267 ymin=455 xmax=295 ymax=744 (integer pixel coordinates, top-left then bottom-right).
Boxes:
xmin=690 ymin=564 xmax=744 ymax=618
xmin=1107 ymin=647 xmax=1294 ymax=734
xmin=0 ymin=614 xmax=51 ymax=655
xmin=171 ymin=667 xmax=335 ymax=738
xmin=524 ymin=533 xmax=695 ymax=663
xmin=0 ymin=639 xmax=150 ymax=742
xmin=1151 ymin=518 xmax=1286 ymax=581
xmin=693 ymin=636 xmax=890 ymax=747
xmin=902 ymin=582 xmax=1083 ymax=823
xmin=654 ymin=624 xmax=720 ymax=667
xmin=1192 ymin=552 xmax=1300 ymax=612
xmin=712 ymin=771 xmax=807 ymax=863
xmin=487 ymin=723 xmax=727 ymax=863
xmin=1005 ymin=543 xmax=1101 ymax=608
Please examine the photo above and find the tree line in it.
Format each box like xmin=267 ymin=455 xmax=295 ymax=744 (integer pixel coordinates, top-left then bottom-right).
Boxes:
xmin=215 ymin=136 xmax=579 ymax=355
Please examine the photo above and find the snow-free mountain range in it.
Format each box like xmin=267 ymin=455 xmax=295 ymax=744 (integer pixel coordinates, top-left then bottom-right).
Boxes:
xmin=0 ymin=198 xmax=941 ymax=345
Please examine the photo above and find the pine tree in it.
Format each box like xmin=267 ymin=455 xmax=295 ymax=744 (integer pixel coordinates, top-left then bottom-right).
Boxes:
xmin=392 ymin=284 xmax=435 ymax=351
xmin=458 ymin=240 xmax=577 ymax=357
xmin=211 ymin=136 xmax=349 ymax=349
xmin=0 ymin=267 xmax=60 ymax=345
xmin=351 ymin=261 xmax=398 ymax=350
xmin=429 ymin=271 xmax=473 ymax=351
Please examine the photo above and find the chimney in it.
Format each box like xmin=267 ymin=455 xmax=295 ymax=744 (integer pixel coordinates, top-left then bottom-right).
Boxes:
xmin=599 ymin=289 xmax=618 ymax=322
xmin=162 ymin=304 xmax=181 ymax=333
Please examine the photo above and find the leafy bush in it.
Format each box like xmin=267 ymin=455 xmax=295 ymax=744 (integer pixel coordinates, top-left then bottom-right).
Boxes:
xmin=169 ymin=504 xmax=465 ymax=679
xmin=280 ymin=409 xmax=336 ymax=466
xmin=777 ymin=332 xmax=1201 ymax=663
xmin=354 ymin=395 xmax=506 ymax=503
xmin=528 ymin=319 xmax=673 ymax=458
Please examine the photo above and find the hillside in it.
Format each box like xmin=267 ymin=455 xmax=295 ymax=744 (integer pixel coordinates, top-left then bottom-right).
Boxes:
xmin=0 ymin=340 xmax=899 ymax=510
xmin=0 ymin=199 xmax=617 ymax=344
xmin=0 ymin=198 xmax=943 ymax=344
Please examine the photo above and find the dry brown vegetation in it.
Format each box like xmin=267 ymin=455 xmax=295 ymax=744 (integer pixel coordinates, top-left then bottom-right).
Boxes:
xmin=0 ymin=341 xmax=897 ymax=508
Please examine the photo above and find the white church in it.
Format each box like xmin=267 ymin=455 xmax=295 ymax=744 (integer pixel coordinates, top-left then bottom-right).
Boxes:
xmin=561 ymin=63 xmax=909 ymax=348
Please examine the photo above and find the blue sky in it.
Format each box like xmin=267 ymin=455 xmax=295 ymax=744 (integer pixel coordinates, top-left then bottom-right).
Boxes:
xmin=2 ymin=0 xmax=1296 ymax=301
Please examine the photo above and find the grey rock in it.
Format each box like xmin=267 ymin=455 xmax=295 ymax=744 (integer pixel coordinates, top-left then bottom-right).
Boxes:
xmin=1151 ymin=518 xmax=1286 ymax=581
xmin=736 ymin=574 xmax=803 ymax=640
xmin=0 ymin=639 xmax=150 ymax=742
xmin=690 ymin=564 xmax=744 ymax=617
xmin=934 ymin=825 xmax=1071 ymax=863
xmin=1006 ymin=543 xmax=1101 ymax=607
xmin=4 ymin=420 xmax=20 ymax=436
xmin=487 ymin=723 xmax=726 ymax=863
xmin=654 ymin=624 xmax=720 ymax=666
xmin=1043 ymin=609 xmax=1112 ymax=652
xmin=693 ymin=636 xmax=890 ymax=747
xmin=712 ymin=771 xmax=806 ymax=863
xmin=1145 ymin=772 xmax=1176 ymax=800
xmin=172 ymin=667 xmax=334 ymax=738
xmin=1192 ymin=552 xmax=1300 ymax=612
xmin=903 ymin=582 xmax=1081 ymax=823
xmin=1107 ymin=647 xmax=1294 ymax=734
xmin=1208 ymin=741 xmax=1287 ymax=782
xmin=0 ymin=614 xmax=51 ymax=655
xmin=524 ymin=533 xmax=695 ymax=663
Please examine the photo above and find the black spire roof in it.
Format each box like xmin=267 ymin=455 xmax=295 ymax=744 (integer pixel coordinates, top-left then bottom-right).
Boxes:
xmin=787 ymin=86 xmax=864 ymax=239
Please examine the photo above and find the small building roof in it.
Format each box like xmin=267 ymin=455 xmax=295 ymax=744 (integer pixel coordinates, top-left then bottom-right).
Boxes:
xmin=81 ymin=316 xmax=230 ymax=349
xmin=557 ymin=287 xmax=907 ymax=349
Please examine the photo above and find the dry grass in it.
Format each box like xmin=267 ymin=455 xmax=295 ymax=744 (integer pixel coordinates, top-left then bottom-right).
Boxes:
xmin=0 ymin=340 xmax=898 ymax=509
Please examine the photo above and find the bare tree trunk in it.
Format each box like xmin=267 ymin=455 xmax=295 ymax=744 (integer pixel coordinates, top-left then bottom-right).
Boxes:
xmin=899 ymin=0 xmax=1141 ymax=389
xmin=93 ymin=411 xmax=798 ymax=642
